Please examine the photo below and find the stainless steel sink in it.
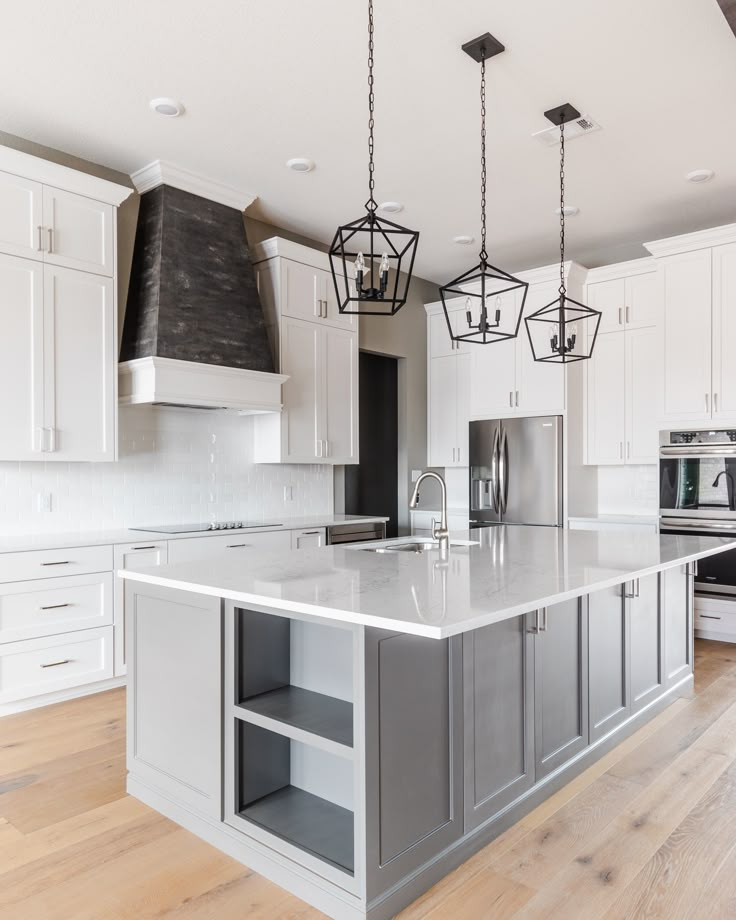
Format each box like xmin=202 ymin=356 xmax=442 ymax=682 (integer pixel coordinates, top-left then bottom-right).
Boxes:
xmin=363 ymin=540 xmax=470 ymax=554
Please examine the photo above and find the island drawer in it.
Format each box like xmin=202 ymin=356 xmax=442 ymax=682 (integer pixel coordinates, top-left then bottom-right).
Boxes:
xmin=167 ymin=530 xmax=290 ymax=565
xmin=0 ymin=544 xmax=113 ymax=584
xmin=0 ymin=626 xmax=113 ymax=703
xmin=694 ymin=597 xmax=736 ymax=637
xmin=0 ymin=572 xmax=113 ymax=644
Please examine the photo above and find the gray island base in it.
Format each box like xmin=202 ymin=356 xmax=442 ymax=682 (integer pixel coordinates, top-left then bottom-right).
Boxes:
xmin=121 ymin=526 xmax=734 ymax=920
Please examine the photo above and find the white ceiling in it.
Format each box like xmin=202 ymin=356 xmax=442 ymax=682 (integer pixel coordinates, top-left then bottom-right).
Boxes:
xmin=3 ymin=0 xmax=736 ymax=282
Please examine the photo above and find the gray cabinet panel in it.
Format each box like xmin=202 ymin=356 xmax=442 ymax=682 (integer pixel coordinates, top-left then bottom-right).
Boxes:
xmin=365 ymin=629 xmax=463 ymax=900
xmin=664 ymin=565 xmax=693 ymax=687
xmin=463 ymin=614 xmax=535 ymax=831
xmin=589 ymin=586 xmax=629 ymax=742
xmin=534 ymin=598 xmax=589 ymax=779
xmin=630 ymin=574 xmax=665 ymax=712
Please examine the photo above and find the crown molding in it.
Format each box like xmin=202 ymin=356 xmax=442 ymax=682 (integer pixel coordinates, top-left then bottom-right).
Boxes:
xmin=130 ymin=160 xmax=257 ymax=211
xmin=253 ymin=236 xmax=330 ymax=270
xmin=515 ymin=260 xmax=588 ymax=286
xmin=0 ymin=145 xmax=132 ymax=206
xmin=585 ymin=257 xmax=656 ymax=283
xmin=644 ymin=223 xmax=736 ymax=258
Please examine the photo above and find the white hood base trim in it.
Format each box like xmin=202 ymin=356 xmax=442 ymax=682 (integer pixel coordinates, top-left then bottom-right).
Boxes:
xmin=119 ymin=357 xmax=288 ymax=413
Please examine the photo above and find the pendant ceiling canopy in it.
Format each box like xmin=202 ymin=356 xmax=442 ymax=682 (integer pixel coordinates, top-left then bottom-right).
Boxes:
xmin=329 ymin=0 xmax=419 ymax=316
xmin=439 ymin=33 xmax=528 ymax=346
xmin=525 ymin=104 xmax=601 ymax=363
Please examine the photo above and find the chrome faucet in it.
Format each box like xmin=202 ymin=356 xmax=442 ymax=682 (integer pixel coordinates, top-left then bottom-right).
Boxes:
xmin=410 ymin=471 xmax=449 ymax=543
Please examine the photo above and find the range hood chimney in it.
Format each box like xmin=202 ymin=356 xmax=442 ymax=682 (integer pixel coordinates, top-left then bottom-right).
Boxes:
xmin=119 ymin=162 xmax=286 ymax=411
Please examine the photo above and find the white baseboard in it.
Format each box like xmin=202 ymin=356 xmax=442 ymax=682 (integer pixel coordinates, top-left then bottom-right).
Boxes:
xmin=0 ymin=675 xmax=126 ymax=717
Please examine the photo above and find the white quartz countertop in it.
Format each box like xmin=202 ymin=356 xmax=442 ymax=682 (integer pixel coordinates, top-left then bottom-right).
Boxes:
xmin=120 ymin=525 xmax=736 ymax=639
xmin=568 ymin=514 xmax=659 ymax=525
xmin=0 ymin=514 xmax=388 ymax=555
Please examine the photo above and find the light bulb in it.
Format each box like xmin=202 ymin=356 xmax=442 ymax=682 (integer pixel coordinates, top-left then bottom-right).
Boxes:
xmin=465 ymin=296 xmax=473 ymax=328
xmin=379 ymin=252 xmax=389 ymax=295
xmin=355 ymin=251 xmax=365 ymax=297
xmin=355 ymin=252 xmax=366 ymax=273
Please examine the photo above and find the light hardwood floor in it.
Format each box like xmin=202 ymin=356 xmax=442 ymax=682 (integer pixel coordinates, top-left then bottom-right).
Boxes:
xmin=1 ymin=639 xmax=736 ymax=919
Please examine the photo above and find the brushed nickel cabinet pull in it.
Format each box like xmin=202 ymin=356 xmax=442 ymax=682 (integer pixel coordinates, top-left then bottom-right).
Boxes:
xmin=40 ymin=659 xmax=71 ymax=668
xmin=302 ymin=531 xmax=320 ymax=536
xmin=40 ymin=603 xmax=70 ymax=610
xmin=47 ymin=227 xmax=53 ymax=253
xmin=699 ymin=614 xmax=722 ymax=620
xmin=132 ymin=545 xmax=156 ymax=551
xmin=226 ymin=543 xmax=251 ymax=548
xmin=37 ymin=225 xmax=43 ymax=251
xmin=626 ymin=306 xmax=631 ymax=324
xmin=618 ymin=307 xmax=622 ymax=325
xmin=41 ymin=560 xmax=71 ymax=566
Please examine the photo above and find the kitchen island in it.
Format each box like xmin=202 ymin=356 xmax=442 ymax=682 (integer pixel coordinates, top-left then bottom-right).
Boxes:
xmin=120 ymin=526 xmax=735 ymax=920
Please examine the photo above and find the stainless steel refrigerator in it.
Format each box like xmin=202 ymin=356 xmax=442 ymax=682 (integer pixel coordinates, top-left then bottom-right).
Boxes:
xmin=469 ymin=416 xmax=563 ymax=528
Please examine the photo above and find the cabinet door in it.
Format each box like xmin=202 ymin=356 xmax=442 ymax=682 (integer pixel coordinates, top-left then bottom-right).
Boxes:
xmin=712 ymin=242 xmax=736 ymax=421
xmin=588 ymin=586 xmax=629 ymax=742
xmin=320 ymin=266 xmax=357 ymax=331
xmin=279 ymin=317 xmax=321 ymax=462
xmin=454 ymin=354 xmax=470 ymax=466
xmin=42 ymin=266 xmax=116 ymax=461
xmin=663 ymin=565 xmax=693 ymax=688
xmin=534 ymin=598 xmax=589 ymax=780
xmin=42 ymin=187 xmax=114 ymax=276
xmin=469 ymin=338 xmax=517 ymax=418
xmin=365 ymin=630 xmax=463 ymax=900
xmin=322 ymin=326 xmax=358 ymax=463
xmin=429 ymin=310 xmax=456 ymax=358
xmin=428 ymin=355 xmax=458 ymax=467
xmin=0 ymin=255 xmax=44 ymax=460
xmin=113 ymin=541 xmax=168 ymax=677
xmin=661 ymin=251 xmax=712 ymax=422
xmin=587 ymin=278 xmax=625 ymax=335
xmin=0 ymin=173 xmax=43 ymax=259
xmin=517 ymin=281 xmax=565 ymax=414
xmin=463 ymin=615 xmax=535 ymax=831
xmin=630 ymin=574 xmax=664 ymax=713
xmin=625 ymin=326 xmax=659 ymax=464
xmin=625 ymin=271 xmax=659 ymax=330
xmin=291 ymin=528 xmax=327 ymax=549
xmin=585 ymin=332 xmax=625 ymax=465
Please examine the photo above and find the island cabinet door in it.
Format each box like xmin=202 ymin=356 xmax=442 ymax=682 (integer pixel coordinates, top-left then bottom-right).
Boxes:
xmin=588 ymin=586 xmax=630 ymax=743
xmin=630 ymin=573 xmax=665 ymax=713
xmin=534 ymin=598 xmax=589 ymax=780
xmin=663 ymin=564 xmax=694 ymax=688
xmin=463 ymin=614 xmax=535 ymax=832
xmin=364 ymin=629 xmax=463 ymax=901
xmin=125 ymin=581 xmax=222 ymax=819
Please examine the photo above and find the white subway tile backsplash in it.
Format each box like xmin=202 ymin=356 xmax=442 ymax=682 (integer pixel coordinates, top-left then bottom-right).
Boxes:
xmin=0 ymin=406 xmax=333 ymax=535
xmin=597 ymin=465 xmax=659 ymax=516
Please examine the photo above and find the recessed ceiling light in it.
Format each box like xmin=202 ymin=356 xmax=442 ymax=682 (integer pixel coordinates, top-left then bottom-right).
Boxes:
xmin=453 ymin=235 xmax=475 ymax=245
xmin=686 ymin=169 xmax=715 ymax=183
xmin=149 ymin=97 xmax=185 ymax=118
xmin=555 ymin=206 xmax=579 ymax=217
xmin=286 ymin=158 xmax=315 ymax=173
xmin=378 ymin=201 xmax=403 ymax=213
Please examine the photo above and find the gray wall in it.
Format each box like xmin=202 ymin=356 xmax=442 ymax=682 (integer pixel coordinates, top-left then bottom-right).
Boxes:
xmin=0 ymin=132 xmax=437 ymax=525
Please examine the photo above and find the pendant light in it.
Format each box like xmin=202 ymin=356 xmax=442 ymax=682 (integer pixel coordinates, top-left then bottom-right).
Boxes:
xmin=328 ymin=0 xmax=419 ymax=316
xmin=439 ymin=33 xmax=528 ymax=346
xmin=525 ymin=104 xmax=601 ymax=363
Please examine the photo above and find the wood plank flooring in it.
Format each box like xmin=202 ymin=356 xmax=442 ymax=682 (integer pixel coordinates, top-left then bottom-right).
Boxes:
xmin=1 ymin=639 xmax=735 ymax=919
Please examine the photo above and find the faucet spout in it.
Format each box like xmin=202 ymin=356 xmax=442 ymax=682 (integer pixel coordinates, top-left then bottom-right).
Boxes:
xmin=410 ymin=471 xmax=449 ymax=543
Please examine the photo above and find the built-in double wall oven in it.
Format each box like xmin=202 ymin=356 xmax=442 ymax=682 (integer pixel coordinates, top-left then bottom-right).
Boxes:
xmin=660 ymin=428 xmax=736 ymax=597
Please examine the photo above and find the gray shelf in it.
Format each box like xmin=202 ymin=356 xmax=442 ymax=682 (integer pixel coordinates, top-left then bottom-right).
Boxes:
xmin=240 ymin=785 xmax=354 ymax=875
xmin=237 ymin=686 xmax=353 ymax=751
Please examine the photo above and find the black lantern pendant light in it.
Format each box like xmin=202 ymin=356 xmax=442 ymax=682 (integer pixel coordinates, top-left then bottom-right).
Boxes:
xmin=525 ymin=104 xmax=601 ymax=363
xmin=439 ymin=33 xmax=528 ymax=346
xmin=328 ymin=0 xmax=419 ymax=316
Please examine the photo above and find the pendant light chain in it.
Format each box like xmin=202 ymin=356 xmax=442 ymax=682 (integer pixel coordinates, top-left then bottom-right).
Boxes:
xmin=479 ymin=48 xmax=488 ymax=267
xmin=558 ymin=118 xmax=566 ymax=297
xmin=366 ymin=0 xmax=377 ymax=212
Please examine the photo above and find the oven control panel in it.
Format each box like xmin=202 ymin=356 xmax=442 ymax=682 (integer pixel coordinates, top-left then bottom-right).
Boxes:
xmin=668 ymin=430 xmax=736 ymax=445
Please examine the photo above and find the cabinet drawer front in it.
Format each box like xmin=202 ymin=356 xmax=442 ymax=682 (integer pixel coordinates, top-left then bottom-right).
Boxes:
xmin=694 ymin=598 xmax=736 ymax=635
xmin=0 ymin=573 xmax=112 ymax=644
xmin=0 ymin=544 xmax=113 ymax=584
xmin=167 ymin=530 xmax=291 ymax=565
xmin=0 ymin=626 xmax=113 ymax=703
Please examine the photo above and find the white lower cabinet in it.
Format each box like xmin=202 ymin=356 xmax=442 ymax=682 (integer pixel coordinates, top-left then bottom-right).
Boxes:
xmin=113 ymin=541 xmax=168 ymax=677
xmin=0 ymin=626 xmax=113 ymax=704
xmin=291 ymin=528 xmax=327 ymax=549
xmin=167 ymin=529 xmax=292 ymax=565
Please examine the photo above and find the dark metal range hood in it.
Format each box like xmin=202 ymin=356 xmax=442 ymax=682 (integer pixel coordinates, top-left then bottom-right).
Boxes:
xmin=119 ymin=177 xmax=286 ymax=412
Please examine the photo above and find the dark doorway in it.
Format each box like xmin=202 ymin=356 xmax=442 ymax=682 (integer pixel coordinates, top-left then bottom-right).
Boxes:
xmin=345 ymin=352 xmax=399 ymax=538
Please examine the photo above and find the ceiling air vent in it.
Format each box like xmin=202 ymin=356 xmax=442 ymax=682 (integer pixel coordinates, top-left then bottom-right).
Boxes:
xmin=532 ymin=114 xmax=601 ymax=146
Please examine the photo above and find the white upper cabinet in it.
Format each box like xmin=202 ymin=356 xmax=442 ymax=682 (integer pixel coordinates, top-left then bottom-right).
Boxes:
xmin=252 ymin=239 xmax=359 ymax=465
xmin=516 ymin=281 xmax=565 ymax=414
xmin=0 ymin=255 xmax=44 ymax=460
xmin=626 ymin=271 xmax=659 ymax=329
xmin=586 ymin=333 xmax=626 ymax=465
xmin=659 ymin=249 xmax=712 ymax=422
xmin=42 ymin=267 xmax=116 ymax=461
xmin=587 ymin=278 xmax=625 ymax=335
xmin=586 ymin=265 xmax=658 ymax=334
xmin=470 ymin=335 xmax=517 ymax=417
xmin=428 ymin=353 xmax=470 ymax=467
xmin=429 ymin=310 xmax=456 ymax=359
xmin=42 ymin=187 xmax=114 ymax=277
xmin=0 ymin=174 xmax=43 ymax=259
xmin=712 ymin=242 xmax=736 ymax=420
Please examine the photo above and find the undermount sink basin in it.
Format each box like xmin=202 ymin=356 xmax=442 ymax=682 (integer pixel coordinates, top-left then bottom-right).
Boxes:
xmin=361 ymin=540 xmax=475 ymax=554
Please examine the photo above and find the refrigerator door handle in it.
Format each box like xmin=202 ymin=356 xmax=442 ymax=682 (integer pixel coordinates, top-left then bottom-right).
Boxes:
xmin=491 ymin=426 xmax=500 ymax=513
xmin=499 ymin=427 xmax=509 ymax=515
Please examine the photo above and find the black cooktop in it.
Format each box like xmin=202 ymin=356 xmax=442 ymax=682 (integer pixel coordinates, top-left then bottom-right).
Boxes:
xmin=130 ymin=521 xmax=282 ymax=534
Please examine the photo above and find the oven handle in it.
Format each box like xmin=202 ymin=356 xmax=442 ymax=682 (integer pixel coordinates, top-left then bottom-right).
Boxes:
xmin=660 ymin=518 xmax=736 ymax=532
xmin=660 ymin=446 xmax=736 ymax=457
